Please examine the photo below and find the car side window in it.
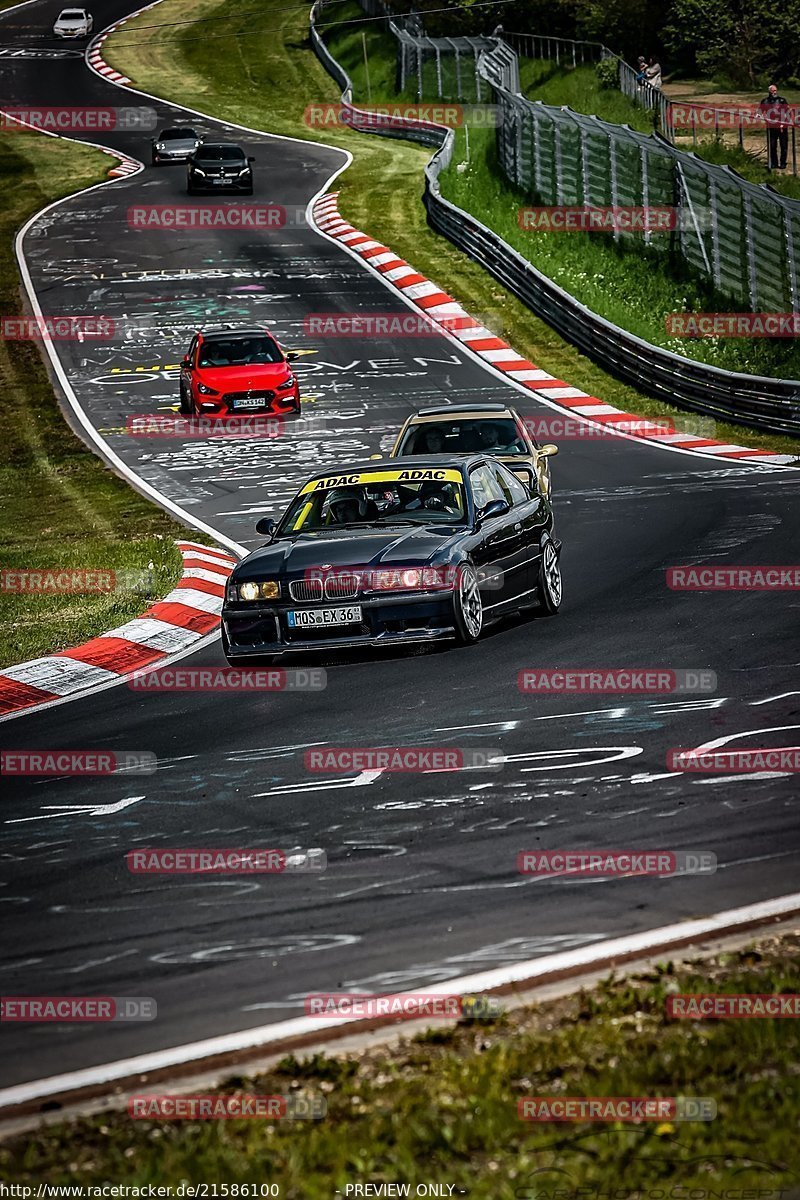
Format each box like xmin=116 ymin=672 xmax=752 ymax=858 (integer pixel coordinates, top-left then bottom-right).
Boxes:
xmin=493 ymin=463 xmax=528 ymax=505
xmin=469 ymin=464 xmax=505 ymax=511
xmin=187 ymin=336 xmax=198 ymax=365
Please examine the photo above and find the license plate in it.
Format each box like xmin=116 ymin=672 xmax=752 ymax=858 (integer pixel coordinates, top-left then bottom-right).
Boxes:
xmin=212 ymin=178 xmax=226 ymax=185
xmin=233 ymin=397 xmax=264 ymax=410
xmin=288 ymin=606 xmax=362 ymax=628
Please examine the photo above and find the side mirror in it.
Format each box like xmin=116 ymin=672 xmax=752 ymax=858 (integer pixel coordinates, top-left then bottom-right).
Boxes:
xmin=476 ymin=498 xmax=510 ymax=523
xmin=255 ymin=517 xmax=277 ymax=539
xmin=285 ymin=350 xmax=300 ymax=361
xmin=248 ymin=156 xmax=255 ymax=163
xmin=182 ymin=355 xmax=190 ymax=365
xmin=538 ymin=443 xmax=558 ymax=458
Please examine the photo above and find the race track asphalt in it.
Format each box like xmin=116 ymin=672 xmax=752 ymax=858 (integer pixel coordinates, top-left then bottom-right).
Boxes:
xmin=1 ymin=0 xmax=799 ymax=1091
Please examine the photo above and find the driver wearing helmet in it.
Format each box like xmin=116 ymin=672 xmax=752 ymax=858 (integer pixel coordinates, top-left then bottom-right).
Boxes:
xmin=402 ymin=480 xmax=459 ymax=515
xmin=325 ymin=487 xmax=366 ymax=525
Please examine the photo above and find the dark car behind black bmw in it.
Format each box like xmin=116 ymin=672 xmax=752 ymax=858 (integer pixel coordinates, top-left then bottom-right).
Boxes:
xmin=221 ymin=456 xmax=562 ymax=664
xmin=187 ymin=143 xmax=254 ymax=194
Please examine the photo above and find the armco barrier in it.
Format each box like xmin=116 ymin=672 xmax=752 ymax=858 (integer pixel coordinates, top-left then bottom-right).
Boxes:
xmin=310 ymin=3 xmax=800 ymax=436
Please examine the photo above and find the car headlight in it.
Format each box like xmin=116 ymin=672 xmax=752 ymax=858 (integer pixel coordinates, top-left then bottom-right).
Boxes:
xmin=277 ymin=375 xmax=296 ymax=390
xmin=196 ymin=383 xmax=219 ymax=396
xmin=155 ymin=143 xmax=165 ymax=151
xmin=237 ymin=166 xmax=252 ymax=176
xmin=373 ymin=568 xmax=422 ymax=591
xmin=372 ymin=567 xmax=451 ymax=591
xmin=191 ymin=166 xmax=205 ymax=176
xmin=236 ymin=580 xmax=280 ymax=602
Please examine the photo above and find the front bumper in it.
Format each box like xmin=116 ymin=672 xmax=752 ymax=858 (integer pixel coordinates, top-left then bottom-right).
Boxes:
xmin=191 ymin=391 xmax=301 ymax=417
xmin=188 ymin=175 xmax=252 ymax=192
xmin=154 ymin=150 xmax=195 ymax=162
xmin=223 ymin=590 xmax=456 ymax=658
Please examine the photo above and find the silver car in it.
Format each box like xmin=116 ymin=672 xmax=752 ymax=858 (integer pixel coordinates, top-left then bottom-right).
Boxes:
xmin=53 ymin=7 xmax=93 ymax=37
xmin=151 ymin=127 xmax=202 ymax=165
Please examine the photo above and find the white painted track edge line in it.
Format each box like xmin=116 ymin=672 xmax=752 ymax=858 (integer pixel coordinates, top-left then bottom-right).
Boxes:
xmin=2 ymin=891 xmax=798 ymax=1110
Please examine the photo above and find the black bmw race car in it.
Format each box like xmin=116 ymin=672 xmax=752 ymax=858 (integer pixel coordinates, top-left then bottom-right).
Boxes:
xmin=221 ymin=456 xmax=562 ymax=663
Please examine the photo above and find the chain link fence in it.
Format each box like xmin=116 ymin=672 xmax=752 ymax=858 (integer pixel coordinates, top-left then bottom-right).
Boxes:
xmin=482 ymin=41 xmax=800 ymax=313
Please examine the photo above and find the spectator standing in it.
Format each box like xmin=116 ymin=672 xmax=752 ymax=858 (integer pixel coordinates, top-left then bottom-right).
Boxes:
xmin=759 ymin=83 xmax=790 ymax=169
xmin=644 ymin=56 xmax=662 ymax=89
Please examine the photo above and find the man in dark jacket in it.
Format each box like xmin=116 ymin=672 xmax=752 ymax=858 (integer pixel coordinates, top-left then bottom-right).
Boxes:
xmin=760 ymin=84 xmax=791 ymax=169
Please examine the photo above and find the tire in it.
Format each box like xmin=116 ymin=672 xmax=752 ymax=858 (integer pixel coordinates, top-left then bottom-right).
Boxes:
xmin=452 ymin=562 xmax=483 ymax=644
xmin=179 ymin=383 xmax=194 ymax=415
xmin=536 ymin=538 xmax=562 ymax=614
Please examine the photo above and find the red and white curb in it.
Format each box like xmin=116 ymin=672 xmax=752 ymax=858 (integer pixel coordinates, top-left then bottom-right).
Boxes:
xmin=106 ymin=153 xmax=140 ymax=177
xmin=86 ymin=0 xmax=163 ymax=88
xmin=312 ymin=192 xmax=794 ymax=467
xmin=0 ymin=542 xmax=236 ymax=718
xmin=87 ymin=30 xmax=132 ymax=86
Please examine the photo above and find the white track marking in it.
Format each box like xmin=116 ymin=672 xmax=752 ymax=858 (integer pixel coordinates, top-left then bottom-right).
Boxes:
xmin=2 ymin=891 xmax=799 ymax=1111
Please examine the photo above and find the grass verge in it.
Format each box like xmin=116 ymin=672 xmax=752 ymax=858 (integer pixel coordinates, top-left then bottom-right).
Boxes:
xmin=522 ymin=60 xmax=800 ymax=199
xmin=2 ymin=933 xmax=799 ymax=1193
xmin=0 ymin=128 xmax=189 ymax=668
xmin=104 ymin=0 xmax=798 ymax=457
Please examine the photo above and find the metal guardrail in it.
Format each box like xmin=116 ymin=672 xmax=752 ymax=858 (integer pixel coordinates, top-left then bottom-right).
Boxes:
xmin=309 ymin=2 xmax=800 ymax=434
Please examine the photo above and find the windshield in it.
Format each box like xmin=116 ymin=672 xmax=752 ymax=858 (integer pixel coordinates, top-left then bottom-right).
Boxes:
xmin=399 ymin=416 xmax=528 ymax=456
xmin=280 ymin=474 xmax=467 ymax=532
xmin=198 ymin=336 xmax=282 ymax=368
xmin=197 ymin=146 xmax=245 ymax=161
xmin=162 ymin=128 xmax=197 ymax=140
xmin=59 ymin=10 xmax=85 ymax=16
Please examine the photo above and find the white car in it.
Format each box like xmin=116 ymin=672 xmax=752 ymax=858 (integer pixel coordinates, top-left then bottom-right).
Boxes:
xmin=53 ymin=7 xmax=93 ymax=37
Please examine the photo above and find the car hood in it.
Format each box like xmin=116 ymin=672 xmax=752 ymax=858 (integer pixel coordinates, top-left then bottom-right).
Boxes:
xmin=158 ymin=138 xmax=197 ymax=150
xmin=196 ymin=364 xmax=289 ymax=387
xmin=193 ymin=159 xmax=246 ymax=170
xmin=55 ymin=18 xmax=86 ymax=26
xmin=235 ymin=526 xmax=460 ymax=579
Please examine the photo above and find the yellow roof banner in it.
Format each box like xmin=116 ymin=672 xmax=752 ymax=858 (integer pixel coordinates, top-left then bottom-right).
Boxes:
xmin=301 ymin=468 xmax=463 ymax=494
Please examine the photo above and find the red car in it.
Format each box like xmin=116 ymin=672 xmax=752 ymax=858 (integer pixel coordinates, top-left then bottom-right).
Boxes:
xmin=179 ymin=326 xmax=301 ymax=417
